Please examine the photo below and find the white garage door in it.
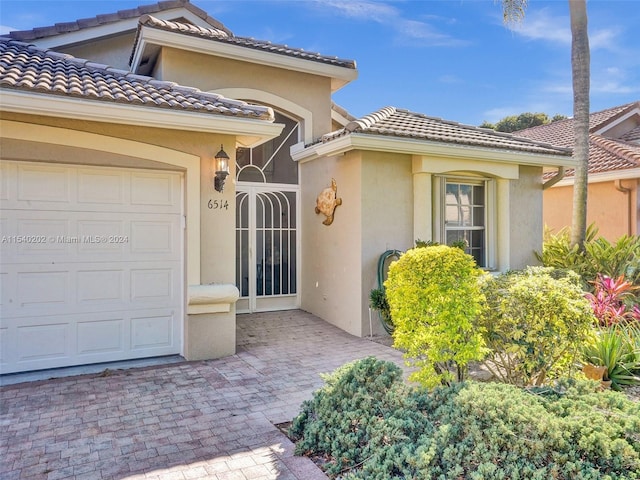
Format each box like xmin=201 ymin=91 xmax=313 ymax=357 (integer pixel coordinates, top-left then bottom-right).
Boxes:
xmin=0 ymin=161 xmax=184 ymax=374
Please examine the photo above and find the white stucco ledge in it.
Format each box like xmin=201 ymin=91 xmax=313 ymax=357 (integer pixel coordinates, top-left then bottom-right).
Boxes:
xmin=187 ymin=284 xmax=240 ymax=314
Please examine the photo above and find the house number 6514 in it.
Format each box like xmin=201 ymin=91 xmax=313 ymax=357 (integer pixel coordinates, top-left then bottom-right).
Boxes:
xmin=208 ymin=199 xmax=229 ymax=210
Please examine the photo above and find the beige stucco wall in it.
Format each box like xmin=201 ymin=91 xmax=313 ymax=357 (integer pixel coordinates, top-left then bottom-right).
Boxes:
xmin=509 ymin=166 xmax=544 ymax=269
xmin=155 ymin=48 xmax=333 ymax=140
xmin=300 ymin=151 xmax=363 ymax=336
xmin=1 ymin=112 xmax=238 ymax=360
xmin=63 ymin=33 xmax=138 ymax=70
xmin=300 ymin=149 xmax=548 ymax=337
xmin=300 ymin=150 xmax=413 ymax=337
xmin=360 ymin=152 xmax=414 ymax=336
xmin=543 ymin=179 xmax=638 ymax=241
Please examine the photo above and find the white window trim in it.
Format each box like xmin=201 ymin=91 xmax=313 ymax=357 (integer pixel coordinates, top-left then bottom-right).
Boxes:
xmin=434 ymin=175 xmax=496 ymax=270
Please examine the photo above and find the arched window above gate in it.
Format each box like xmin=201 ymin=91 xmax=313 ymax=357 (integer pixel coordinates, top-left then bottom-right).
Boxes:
xmin=236 ymin=111 xmax=299 ymax=184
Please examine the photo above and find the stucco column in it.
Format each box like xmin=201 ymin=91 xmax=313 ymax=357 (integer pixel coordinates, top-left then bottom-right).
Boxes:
xmin=497 ymin=178 xmax=510 ymax=271
xmin=413 ymin=172 xmax=432 ymax=242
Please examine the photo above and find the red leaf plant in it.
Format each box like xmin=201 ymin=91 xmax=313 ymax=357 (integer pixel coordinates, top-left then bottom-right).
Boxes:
xmin=585 ymin=275 xmax=638 ymax=326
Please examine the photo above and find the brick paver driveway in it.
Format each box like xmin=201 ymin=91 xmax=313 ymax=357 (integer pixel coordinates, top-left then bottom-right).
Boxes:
xmin=1 ymin=310 xmax=406 ymax=480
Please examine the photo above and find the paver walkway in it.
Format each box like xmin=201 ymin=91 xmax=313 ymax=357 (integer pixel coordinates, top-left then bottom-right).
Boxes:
xmin=1 ymin=310 xmax=407 ymax=480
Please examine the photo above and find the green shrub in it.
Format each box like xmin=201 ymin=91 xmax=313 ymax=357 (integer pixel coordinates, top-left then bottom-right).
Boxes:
xmin=479 ymin=267 xmax=596 ymax=386
xmin=384 ymin=245 xmax=486 ymax=387
xmin=290 ymin=358 xmax=640 ymax=480
xmin=537 ymin=225 xmax=640 ymax=293
xmin=583 ymin=324 xmax=640 ymax=390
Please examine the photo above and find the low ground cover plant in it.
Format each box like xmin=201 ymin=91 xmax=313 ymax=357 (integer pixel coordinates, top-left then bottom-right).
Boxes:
xmin=290 ymin=358 xmax=640 ymax=480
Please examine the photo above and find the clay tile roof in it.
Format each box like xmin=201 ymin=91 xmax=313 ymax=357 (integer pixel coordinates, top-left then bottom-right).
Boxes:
xmin=319 ymin=106 xmax=571 ymax=156
xmin=134 ymin=14 xmax=357 ymax=70
xmin=0 ymin=39 xmax=274 ymax=121
xmin=621 ymin=125 xmax=640 ymax=143
xmin=516 ymin=101 xmax=640 ymax=176
xmin=587 ymin=135 xmax=640 ymax=174
xmin=5 ymin=0 xmax=231 ymax=42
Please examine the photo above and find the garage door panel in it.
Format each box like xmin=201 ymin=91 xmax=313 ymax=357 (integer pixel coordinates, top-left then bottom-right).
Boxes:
xmin=77 ymin=170 xmax=125 ymax=205
xmin=0 ymin=165 xmax=8 ymax=201
xmin=131 ymin=268 xmax=174 ymax=302
xmin=0 ymin=271 xmax=9 ymax=308
xmin=18 ymin=163 xmax=71 ymax=203
xmin=3 ymin=261 xmax=181 ymax=317
xmin=1 ymin=308 xmax=180 ymax=373
xmin=77 ymin=318 xmax=124 ymax=355
xmin=131 ymin=173 xmax=180 ymax=208
xmin=15 ymin=218 xmax=71 ymax=255
xmin=17 ymin=271 xmax=70 ymax=309
xmin=17 ymin=322 xmax=71 ymax=362
xmin=0 ymin=326 xmax=8 ymax=367
xmin=0 ymin=161 xmax=184 ymax=374
xmin=131 ymin=314 xmax=174 ymax=350
xmin=131 ymin=221 xmax=177 ymax=253
xmin=2 ymin=212 xmax=180 ymax=263
xmin=77 ymin=219 xmax=126 ymax=252
xmin=3 ymin=163 xmax=181 ymax=214
xmin=77 ymin=270 xmax=125 ymax=305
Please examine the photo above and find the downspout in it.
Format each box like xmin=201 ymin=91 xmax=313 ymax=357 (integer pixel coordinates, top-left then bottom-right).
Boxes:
xmin=615 ymin=179 xmax=633 ymax=236
xmin=543 ymin=167 xmax=566 ymax=190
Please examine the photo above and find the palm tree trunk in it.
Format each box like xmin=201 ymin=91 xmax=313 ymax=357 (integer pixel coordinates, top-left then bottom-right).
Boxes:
xmin=568 ymin=0 xmax=590 ymax=249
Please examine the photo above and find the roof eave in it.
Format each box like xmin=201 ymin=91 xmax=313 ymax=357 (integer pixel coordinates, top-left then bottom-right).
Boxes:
xmin=0 ymin=89 xmax=283 ymax=148
xmin=592 ymin=103 xmax=640 ymax=135
xmin=292 ymin=133 xmax=576 ymax=168
xmin=550 ymin=167 xmax=640 ymax=187
xmin=131 ymin=26 xmax=358 ymax=92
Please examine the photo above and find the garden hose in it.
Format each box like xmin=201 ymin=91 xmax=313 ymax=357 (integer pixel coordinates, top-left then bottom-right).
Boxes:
xmin=375 ymin=249 xmax=402 ymax=334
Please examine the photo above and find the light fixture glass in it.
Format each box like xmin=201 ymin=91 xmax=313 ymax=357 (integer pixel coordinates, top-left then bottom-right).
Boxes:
xmin=214 ymin=144 xmax=230 ymax=192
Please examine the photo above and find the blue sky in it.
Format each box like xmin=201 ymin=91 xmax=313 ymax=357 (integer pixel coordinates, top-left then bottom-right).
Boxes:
xmin=1 ymin=0 xmax=639 ymax=126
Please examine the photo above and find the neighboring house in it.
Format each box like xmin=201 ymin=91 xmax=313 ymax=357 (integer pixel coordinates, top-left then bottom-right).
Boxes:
xmin=0 ymin=0 xmax=574 ymax=375
xmin=516 ymin=102 xmax=640 ymax=241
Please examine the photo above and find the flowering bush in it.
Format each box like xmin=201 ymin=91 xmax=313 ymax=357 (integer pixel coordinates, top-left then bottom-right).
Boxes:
xmin=586 ymin=274 xmax=639 ymax=326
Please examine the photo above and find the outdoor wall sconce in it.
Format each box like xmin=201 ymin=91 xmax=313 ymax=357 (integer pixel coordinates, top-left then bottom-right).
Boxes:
xmin=213 ymin=144 xmax=230 ymax=193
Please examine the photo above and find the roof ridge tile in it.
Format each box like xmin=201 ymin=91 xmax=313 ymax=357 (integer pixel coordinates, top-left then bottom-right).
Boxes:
xmin=6 ymin=0 xmax=230 ymax=42
xmin=345 ymin=106 xmax=396 ymax=132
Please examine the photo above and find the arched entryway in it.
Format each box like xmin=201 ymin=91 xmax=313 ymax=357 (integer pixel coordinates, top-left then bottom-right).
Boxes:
xmin=235 ymin=111 xmax=301 ymax=312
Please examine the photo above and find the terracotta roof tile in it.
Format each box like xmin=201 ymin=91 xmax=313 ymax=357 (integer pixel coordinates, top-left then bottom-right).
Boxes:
xmin=517 ymin=101 xmax=640 ymax=176
xmin=0 ymin=39 xmax=274 ymax=121
xmin=320 ymin=107 xmax=571 ymax=156
xmin=589 ymin=135 xmax=640 ymax=172
xmin=4 ymin=0 xmax=231 ymax=42
xmin=133 ymin=15 xmax=356 ymax=70
xmin=621 ymin=125 xmax=640 ymax=143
